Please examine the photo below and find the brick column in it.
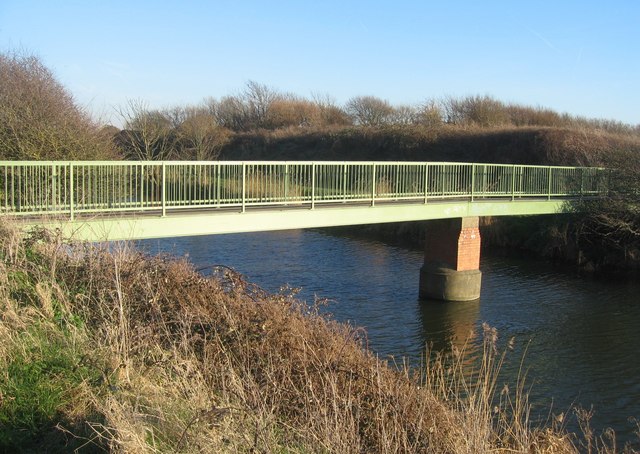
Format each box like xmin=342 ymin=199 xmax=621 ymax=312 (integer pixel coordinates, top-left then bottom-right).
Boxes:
xmin=419 ymin=217 xmax=482 ymax=301
xmin=456 ymin=217 xmax=481 ymax=271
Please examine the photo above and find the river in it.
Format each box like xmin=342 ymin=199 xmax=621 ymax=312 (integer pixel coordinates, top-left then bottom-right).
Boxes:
xmin=140 ymin=229 xmax=640 ymax=448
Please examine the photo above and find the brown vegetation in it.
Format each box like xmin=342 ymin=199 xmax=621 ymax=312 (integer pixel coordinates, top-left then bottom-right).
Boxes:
xmin=4 ymin=223 xmax=637 ymax=453
xmin=101 ymin=79 xmax=639 ymax=166
xmin=0 ymin=51 xmax=117 ymax=160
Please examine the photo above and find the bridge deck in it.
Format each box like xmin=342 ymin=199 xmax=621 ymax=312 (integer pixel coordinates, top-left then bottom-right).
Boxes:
xmin=0 ymin=160 xmax=607 ymax=241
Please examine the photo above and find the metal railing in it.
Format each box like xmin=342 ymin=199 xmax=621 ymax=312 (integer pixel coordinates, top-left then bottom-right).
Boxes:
xmin=0 ymin=161 xmax=609 ymax=219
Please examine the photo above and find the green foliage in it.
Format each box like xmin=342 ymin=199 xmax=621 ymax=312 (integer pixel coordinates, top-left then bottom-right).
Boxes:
xmin=0 ymin=325 xmax=99 ymax=451
xmin=7 ymin=269 xmax=38 ymax=305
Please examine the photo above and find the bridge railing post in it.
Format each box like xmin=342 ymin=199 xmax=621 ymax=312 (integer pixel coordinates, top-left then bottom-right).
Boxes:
xmin=51 ymin=163 xmax=57 ymax=212
xmin=371 ymin=162 xmax=376 ymax=207
xmin=284 ymin=163 xmax=289 ymax=203
xmin=216 ymin=163 xmax=221 ymax=208
xmin=471 ymin=163 xmax=475 ymax=201
xmin=511 ymin=165 xmax=516 ymax=201
xmin=139 ymin=164 xmax=144 ymax=209
xmin=69 ymin=163 xmax=75 ymax=220
xmin=242 ymin=162 xmax=246 ymax=213
xmin=311 ymin=162 xmax=316 ymax=210
xmin=161 ymin=162 xmax=166 ymax=217
xmin=342 ymin=163 xmax=347 ymax=202
xmin=424 ymin=163 xmax=429 ymax=204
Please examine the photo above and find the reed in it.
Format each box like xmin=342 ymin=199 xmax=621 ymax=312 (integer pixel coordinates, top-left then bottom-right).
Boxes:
xmin=0 ymin=220 xmax=637 ymax=452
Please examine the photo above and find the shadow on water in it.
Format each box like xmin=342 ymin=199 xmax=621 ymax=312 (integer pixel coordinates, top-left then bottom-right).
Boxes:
xmin=418 ymin=297 xmax=481 ymax=355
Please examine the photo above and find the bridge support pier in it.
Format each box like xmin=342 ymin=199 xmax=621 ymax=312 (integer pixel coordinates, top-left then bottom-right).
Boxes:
xmin=419 ymin=217 xmax=482 ymax=301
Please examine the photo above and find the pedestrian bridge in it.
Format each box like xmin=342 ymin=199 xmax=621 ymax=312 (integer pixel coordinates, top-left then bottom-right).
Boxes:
xmin=1 ymin=160 xmax=607 ymax=242
xmin=1 ymin=160 xmax=608 ymax=301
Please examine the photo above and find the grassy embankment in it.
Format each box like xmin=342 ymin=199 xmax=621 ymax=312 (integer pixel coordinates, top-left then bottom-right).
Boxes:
xmin=5 ymin=221 xmax=638 ymax=453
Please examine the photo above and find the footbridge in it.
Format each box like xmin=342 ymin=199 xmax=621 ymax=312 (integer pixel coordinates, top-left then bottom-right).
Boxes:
xmin=1 ymin=160 xmax=608 ymax=300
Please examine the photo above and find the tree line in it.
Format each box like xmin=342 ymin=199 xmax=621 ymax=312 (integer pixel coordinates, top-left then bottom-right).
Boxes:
xmin=1 ymin=51 xmax=639 ymax=163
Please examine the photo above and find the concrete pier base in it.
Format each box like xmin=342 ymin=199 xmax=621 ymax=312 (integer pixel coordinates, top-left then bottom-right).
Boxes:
xmin=419 ymin=217 xmax=482 ymax=301
xmin=419 ymin=264 xmax=482 ymax=301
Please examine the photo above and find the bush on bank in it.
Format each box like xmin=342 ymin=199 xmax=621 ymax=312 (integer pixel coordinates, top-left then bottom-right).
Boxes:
xmin=0 ymin=52 xmax=117 ymax=161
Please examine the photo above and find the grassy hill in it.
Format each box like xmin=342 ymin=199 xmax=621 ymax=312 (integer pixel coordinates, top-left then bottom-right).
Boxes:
xmin=218 ymin=124 xmax=640 ymax=276
xmin=219 ymin=124 xmax=640 ymax=167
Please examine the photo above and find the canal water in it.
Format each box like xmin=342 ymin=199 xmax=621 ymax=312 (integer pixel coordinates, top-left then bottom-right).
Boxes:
xmin=140 ymin=229 xmax=640 ymax=447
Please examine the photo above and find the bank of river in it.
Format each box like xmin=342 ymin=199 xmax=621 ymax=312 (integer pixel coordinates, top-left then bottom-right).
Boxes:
xmin=141 ymin=229 xmax=640 ymax=447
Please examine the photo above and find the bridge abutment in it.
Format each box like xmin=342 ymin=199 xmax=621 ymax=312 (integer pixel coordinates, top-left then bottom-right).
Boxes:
xmin=419 ymin=216 xmax=482 ymax=301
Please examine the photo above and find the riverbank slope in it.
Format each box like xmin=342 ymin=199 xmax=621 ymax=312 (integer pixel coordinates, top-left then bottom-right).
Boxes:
xmin=1 ymin=222 xmax=610 ymax=453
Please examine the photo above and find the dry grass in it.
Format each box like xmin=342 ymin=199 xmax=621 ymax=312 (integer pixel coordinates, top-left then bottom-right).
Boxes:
xmin=0 ymin=221 xmax=638 ymax=452
xmin=222 ymin=173 xmax=305 ymax=203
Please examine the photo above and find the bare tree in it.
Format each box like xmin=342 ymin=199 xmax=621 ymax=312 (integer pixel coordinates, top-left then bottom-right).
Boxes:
xmin=442 ymin=95 xmax=509 ymax=127
xmin=164 ymin=105 xmax=189 ymax=129
xmin=265 ymin=94 xmax=321 ymax=128
xmin=242 ymin=80 xmax=281 ymax=129
xmin=416 ymin=99 xmax=444 ymax=127
xmin=116 ymin=99 xmax=176 ymax=160
xmin=389 ymin=104 xmax=419 ymax=125
xmin=311 ymin=92 xmax=352 ymax=127
xmin=215 ymin=95 xmax=250 ymax=131
xmin=176 ymin=106 xmax=231 ymax=160
xmin=0 ymin=51 xmax=116 ymax=160
xmin=345 ymin=95 xmax=394 ymax=126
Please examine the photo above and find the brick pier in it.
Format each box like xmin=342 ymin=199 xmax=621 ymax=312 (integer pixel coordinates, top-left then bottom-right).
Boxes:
xmin=419 ymin=217 xmax=482 ymax=301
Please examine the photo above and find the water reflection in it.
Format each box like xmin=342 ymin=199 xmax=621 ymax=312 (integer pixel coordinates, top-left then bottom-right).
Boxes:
xmin=419 ymin=298 xmax=481 ymax=354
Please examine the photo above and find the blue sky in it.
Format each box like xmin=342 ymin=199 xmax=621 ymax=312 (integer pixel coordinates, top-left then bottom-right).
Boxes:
xmin=1 ymin=0 xmax=639 ymax=126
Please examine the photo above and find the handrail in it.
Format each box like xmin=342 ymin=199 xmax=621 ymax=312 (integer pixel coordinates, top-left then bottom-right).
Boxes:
xmin=0 ymin=161 xmax=609 ymax=219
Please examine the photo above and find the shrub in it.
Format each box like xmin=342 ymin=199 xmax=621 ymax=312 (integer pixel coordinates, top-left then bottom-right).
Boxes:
xmin=0 ymin=51 xmax=117 ymax=160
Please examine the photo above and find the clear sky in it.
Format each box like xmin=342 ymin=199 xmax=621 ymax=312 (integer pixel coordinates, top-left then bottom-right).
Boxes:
xmin=1 ymin=0 xmax=639 ymax=126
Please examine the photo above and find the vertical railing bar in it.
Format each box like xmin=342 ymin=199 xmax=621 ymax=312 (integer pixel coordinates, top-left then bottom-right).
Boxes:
xmin=511 ymin=165 xmax=516 ymax=201
xmin=69 ymin=163 xmax=74 ymax=220
xmin=242 ymin=162 xmax=246 ymax=212
xmin=471 ymin=163 xmax=475 ymax=201
xmin=51 ymin=164 xmax=57 ymax=211
xmin=519 ymin=165 xmax=523 ymax=196
xmin=161 ymin=162 xmax=166 ymax=217
xmin=101 ymin=165 xmax=105 ymax=210
xmin=342 ymin=163 xmax=347 ymax=202
xmin=12 ymin=166 xmax=16 ymax=212
xmin=139 ymin=164 xmax=144 ymax=208
xmin=311 ymin=163 xmax=316 ymax=209
xmin=3 ymin=165 xmax=6 ymax=211
xmin=371 ymin=162 xmax=376 ymax=206
xmin=110 ymin=165 xmax=115 ymax=209
xmin=424 ymin=163 xmax=429 ymax=204
xmin=284 ymin=163 xmax=289 ymax=203
xmin=216 ymin=163 xmax=221 ymax=207
xmin=82 ymin=165 xmax=86 ymax=210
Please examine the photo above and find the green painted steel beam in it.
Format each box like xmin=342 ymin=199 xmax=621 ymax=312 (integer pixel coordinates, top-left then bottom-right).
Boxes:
xmin=26 ymin=198 xmax=571 ymax=242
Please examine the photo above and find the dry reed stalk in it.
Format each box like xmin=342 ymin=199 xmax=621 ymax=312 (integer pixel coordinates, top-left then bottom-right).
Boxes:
xmin=2 ymin=219 xmax=638 ymax=452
